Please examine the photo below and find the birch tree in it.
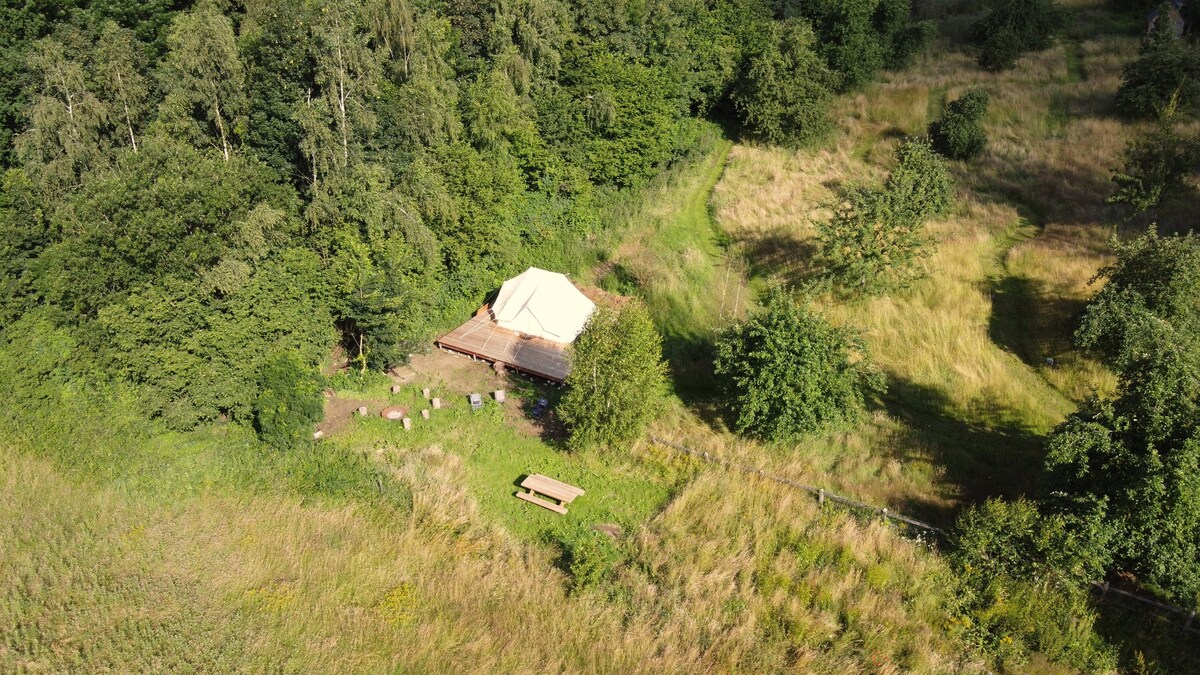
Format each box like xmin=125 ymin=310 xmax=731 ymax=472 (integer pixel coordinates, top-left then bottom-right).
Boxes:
xmin=16 ymin=36 xmax=105 ymax=194
xmin=94 ymin=21 xmax=148 ymax=155
xmin=560 ymin=301 xmax=668 ymax=450
xmin=299 ymin=0 xmax=379 ymax=188
xmin=160 ymin=5 xmax=246 ymax=161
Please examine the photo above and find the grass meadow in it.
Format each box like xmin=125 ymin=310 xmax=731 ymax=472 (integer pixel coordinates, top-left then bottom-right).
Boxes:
xmin=3 ymin=1 xmax=1197 ymax=672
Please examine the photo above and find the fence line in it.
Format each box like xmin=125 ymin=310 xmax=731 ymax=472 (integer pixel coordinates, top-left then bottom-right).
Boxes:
xmin=648 ymin=435 xmax=1200 ymax=635
xmin=1091 ymin=582 xmax=1200 ymax=636
xmin=648 ymin=436 xmax=946 ymax=536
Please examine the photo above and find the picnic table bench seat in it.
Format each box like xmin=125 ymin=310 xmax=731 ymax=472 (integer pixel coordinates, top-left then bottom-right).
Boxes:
xmin=516 ymin=491 xmax=568 ymax=514
xmin=515 ymin=473 xmax=584 ymax=514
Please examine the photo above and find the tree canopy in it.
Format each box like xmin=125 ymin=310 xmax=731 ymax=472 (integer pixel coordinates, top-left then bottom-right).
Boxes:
xmin=1045 ymin=232 xmax=1200 ymax=604
xmin=559 ymin=301 xmax=668 ymax=450
xmin=714 ymin=286 xmax=883 ymax=440
xmin=817 ymin=138 xmax=955 ymax=294
xmin=0 ymin=0 xmax=933 ymax=431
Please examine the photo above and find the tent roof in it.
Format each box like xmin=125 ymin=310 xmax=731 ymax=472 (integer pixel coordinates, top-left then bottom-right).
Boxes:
xmin=490 ymin=267 xmax=595 ymax=343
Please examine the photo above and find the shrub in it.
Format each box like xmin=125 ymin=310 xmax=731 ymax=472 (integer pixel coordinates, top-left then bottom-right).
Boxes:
xmin=950 ymin=499 xmax=1115 ymax=671
xmin=929 ymin=88 xmax=990 ymax=160
xmin=818 ymin=185 xmax=929 ymax=293
xmin=253 ymin=352 xmax=324 ymax=449
xmin=1109 ymin=123 xmax=1200 ymax=215
xmin=714 ymin=286 xmax=884 ymax=441
xmin=885 ymin=137 xmax=956 ymax=222
xmin=566 ymin=531 xmax=622 ymax=593
xmin=1115 ymin=3 xmax=1200 ymax=119
xmin=971 ymin=0 xmax=1065 ymax=71
xmin=560 ymin=300 xmax=668 ymax=450
xmin=1045 ymin=232 xmax=1200 ymax=605
xmin=781 ymin=0 xmax=936 ymax=88
xmin=817 ymin=140 xmax=953 ymax=294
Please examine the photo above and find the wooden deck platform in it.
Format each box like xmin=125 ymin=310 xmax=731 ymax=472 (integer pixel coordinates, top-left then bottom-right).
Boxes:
xmin=436 ymin=309 xmax=570 ymax=382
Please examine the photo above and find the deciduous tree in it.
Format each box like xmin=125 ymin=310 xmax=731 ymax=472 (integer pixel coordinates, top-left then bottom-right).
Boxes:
xmin=158 ymin=4 xmax=246 ymax=161
xmin=731 ymin=18 xmax=837 ymax=145
xmin=560 ymin=301 xmax=668 ymax=450
xmin=929 ymin=88 xmax=989 ymax=160
xmin=1045 ymin=232 xmax=1200 ymax=604
xmin=254 ymin=351 xmax=325 ymax=449
xmin=971 ymin=0 xmax=1064 ymax=72
xmin=714 ymin=286 xmax=883 ymax=440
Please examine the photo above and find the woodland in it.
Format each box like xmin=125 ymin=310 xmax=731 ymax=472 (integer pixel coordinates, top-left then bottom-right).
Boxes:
xmin=3 ymin=0 xmax=1200 ymax=672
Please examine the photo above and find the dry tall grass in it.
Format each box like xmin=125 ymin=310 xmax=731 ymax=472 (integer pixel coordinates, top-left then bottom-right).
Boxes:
xmin=1 ymin=446 xmax=984 ymax=673
xmin=705 ymin=0 xmax=1133 ymax=513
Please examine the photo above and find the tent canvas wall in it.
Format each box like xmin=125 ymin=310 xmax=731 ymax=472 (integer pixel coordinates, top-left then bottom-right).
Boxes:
xmin=490 ymin=267 xmax=595 ymax=343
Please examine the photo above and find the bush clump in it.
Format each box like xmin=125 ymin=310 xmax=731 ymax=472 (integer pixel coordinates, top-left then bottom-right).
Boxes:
xmin=817 ymin=138 xmax=955 ymax=294
xmin=560 ymin=300 xmax=668 ymax=450
xmin=929 ymin=88 xmax=990 ymax=161
xmin=950 ymin=499 xmax=1115 ymax=672
xmin=732 ymin=18 xmax=839 ymax=145
xmin=971 ymin=0 xmax=1065 ymax=71
xmin=566 ymin=531 xmax=623 ymax=593
xmin=1115 ymin=4 xmax=1200 ymax=119
xmin=714 ymin=285 xmax=884 ymax=441
xmin=253 ymin=352 xmax=324 ymax=449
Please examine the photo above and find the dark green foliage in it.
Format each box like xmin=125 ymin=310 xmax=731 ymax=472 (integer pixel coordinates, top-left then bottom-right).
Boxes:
xmin=566 ymin=530 xmax=622 ymax=593
xmin=885 ymin=137 xmax=956 ymax=222
xmin=929 ymin=88 xmax=990 ymax=161
xmin=971 ymin=0 xmax=1065 ymax=72
xmin=817 ymin=139 xmax=954 ymax=294
xmin=1046 ymin=232 xmax=1200 ymax=604
xmin=714 ymin=286 xmax=883 ymax=440
xmin=253 ymin=352 xmax=325 ymax=449
xmin=731 ymin=19 xmax=837 ymax=145
xmin=779 ymin=0 xmax=933 ymax=89
xmin=0 ymin=0 xmax=917 ymax=436
xmin=97 ymin=249 xmax=337 ymax=427
xmin=559 ymin=49 xmax=687 ymax=188
xmin=1115 ymin=4 xmax=1200 ymax=119
xmin=33 ymin=140 xmax=298 ymax=316
xmin=818 ymin=186 xmax=927 ymax=293
xmin=1109 ymin=123 xmax=1200 ymax=215
xmin=950 ymin=499 xmax=1115 ymax=671
xmin=0 ymin=169 xmax=47 ymax=324
xmin=560 ymin=301 xmax=669 ymax=450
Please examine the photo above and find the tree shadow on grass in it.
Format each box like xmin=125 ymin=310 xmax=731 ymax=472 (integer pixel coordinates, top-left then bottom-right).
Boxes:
xmin=987 ymin=274 xmax=1088 ymax=368
xmin=731 ymin=229 xmax=822 ymax=290
xmin=879 ymin=376 xmax=1048 ymax=526
xmin=1091 ymin=596 xmax=1200 ymax=673
xmin=503 ymin=374 xmax=570 ymax=449
xmin=660 ymin=330 xmax=733 ymax=432
xmin=961 ymin=154 xmax=1118 ymax=228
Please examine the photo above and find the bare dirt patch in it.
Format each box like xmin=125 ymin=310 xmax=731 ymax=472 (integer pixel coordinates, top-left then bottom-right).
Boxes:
xmin=387 ymin=350 xmax=566 ymax=442
xmin=391 ymin=350 xmax=504 ymax=393
xmin=318 ymin=393 xmax=377 ymax=435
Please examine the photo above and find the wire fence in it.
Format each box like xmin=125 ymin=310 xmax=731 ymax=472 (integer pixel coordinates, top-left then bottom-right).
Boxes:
xmin=649 ymin=436 xmax=946 ymax=538
xmin=648 ymin=435 xmax=1200 ymax=635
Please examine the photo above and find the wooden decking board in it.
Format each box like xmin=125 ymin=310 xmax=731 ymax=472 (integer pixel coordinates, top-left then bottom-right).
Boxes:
xmin=436 ymin=312 xmax=570 ymax=382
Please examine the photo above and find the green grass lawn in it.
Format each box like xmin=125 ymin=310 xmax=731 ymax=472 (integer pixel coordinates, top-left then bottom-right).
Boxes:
xmin=331 ymin=389 xmax=680 ymax=545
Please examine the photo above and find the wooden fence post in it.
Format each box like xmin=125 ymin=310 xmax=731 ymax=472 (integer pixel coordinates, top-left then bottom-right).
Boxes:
xmin=1185 ymin=611 xmax=1195 ymax=632
xmin=818 ymin=489 xmax=825 ymax=506
xmin=1100 ymin=582 xmax=1110 ymax=602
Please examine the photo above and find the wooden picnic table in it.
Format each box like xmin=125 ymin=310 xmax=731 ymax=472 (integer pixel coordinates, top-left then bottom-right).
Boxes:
xmin=515 ymin=474 xmax=585 ymax=515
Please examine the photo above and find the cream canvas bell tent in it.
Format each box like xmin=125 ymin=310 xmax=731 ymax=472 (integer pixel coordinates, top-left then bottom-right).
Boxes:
xmin=490 ymin=267 xmax=595 ymax=343
xmin=436 ymin=267 xmax=599 ymax=382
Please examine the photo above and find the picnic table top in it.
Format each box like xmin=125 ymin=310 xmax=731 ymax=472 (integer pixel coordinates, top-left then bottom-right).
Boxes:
xmin=520 ymin=474 xmax=585 ymax=503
